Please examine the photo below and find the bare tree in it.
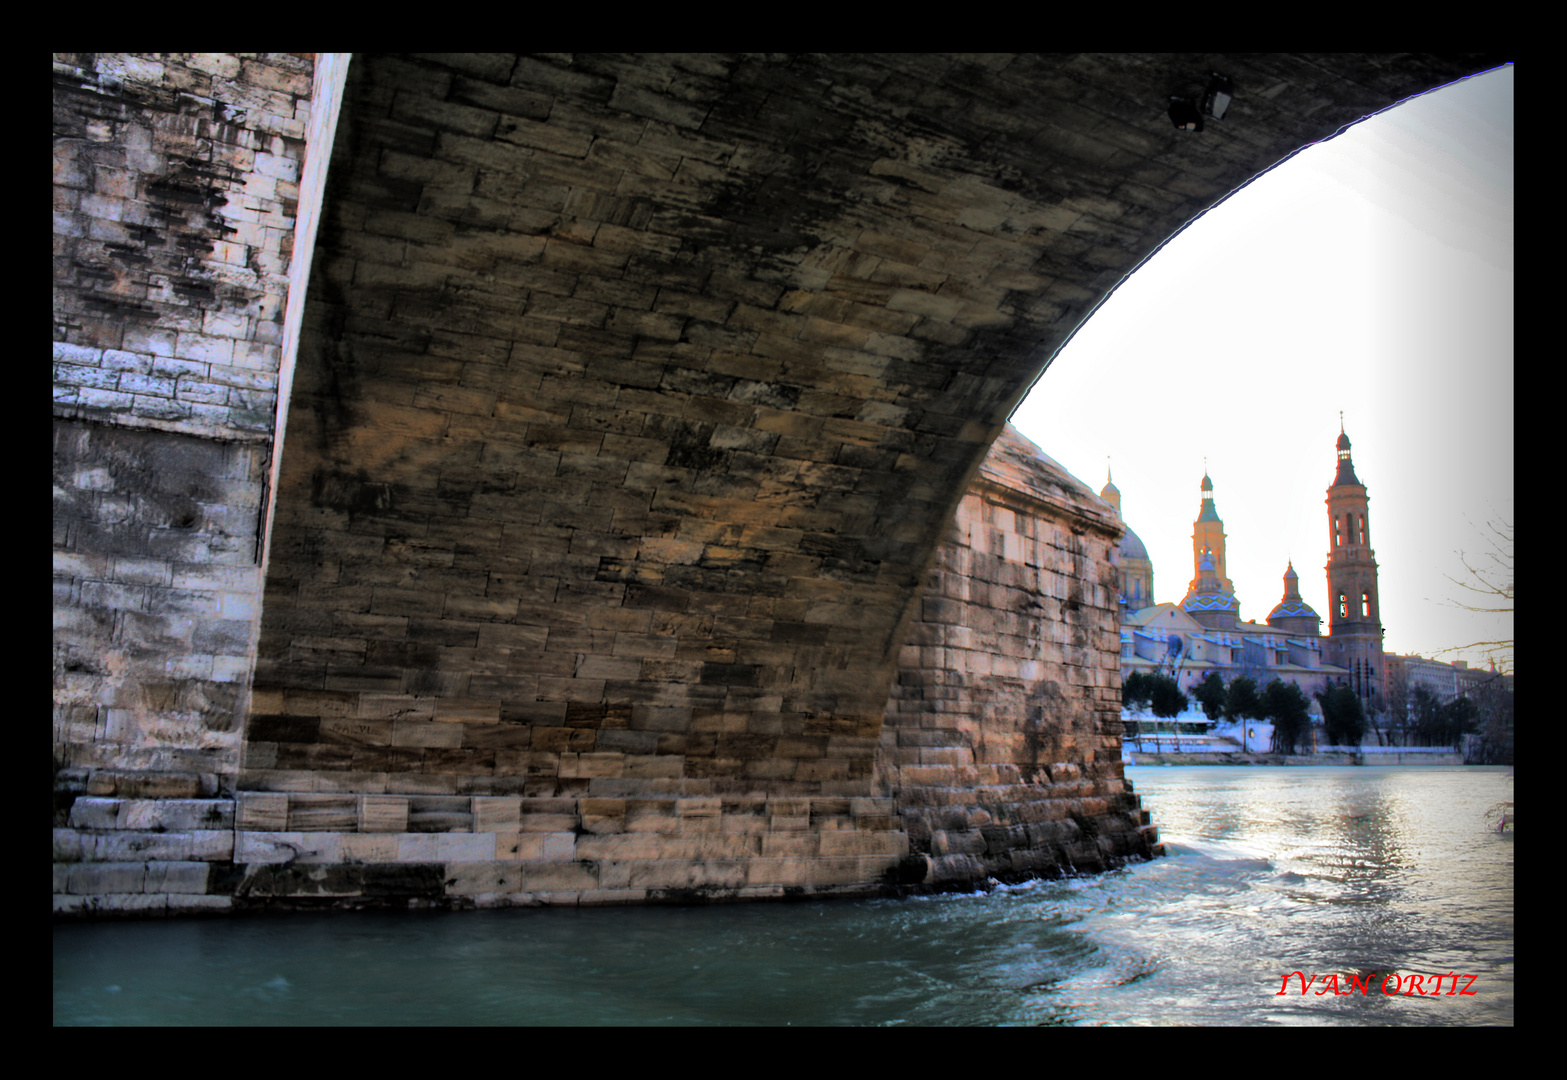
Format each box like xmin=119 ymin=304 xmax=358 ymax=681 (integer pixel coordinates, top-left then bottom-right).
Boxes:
xmin=1432 ymin=517 xmax=1513 ymax=675
xmin=1379 ymin=663 xmax=1410 ymax=748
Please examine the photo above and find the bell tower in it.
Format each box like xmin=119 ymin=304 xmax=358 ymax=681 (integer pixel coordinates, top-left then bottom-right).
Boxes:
xmin=1190 ymin=467 xmax=1234 ymax=596
xmin=1323 ymin=419 xmax=1384 ymax=706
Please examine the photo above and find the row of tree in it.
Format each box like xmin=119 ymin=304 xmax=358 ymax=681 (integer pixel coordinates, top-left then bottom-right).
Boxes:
xmin=1358 ymin=671 xmax=1506 ymax=756
xmin=1406 ymin=686 xmax=1478 ymax=749
xmin=1122 ymin=671 xmax=1371 ymax=754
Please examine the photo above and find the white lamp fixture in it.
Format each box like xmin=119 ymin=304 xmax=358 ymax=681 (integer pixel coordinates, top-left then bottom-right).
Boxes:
xmin=1202 ymin=73 xmax=1234 ymax=121
xmin=1169 ymin=73 xmax=1234 ymax=132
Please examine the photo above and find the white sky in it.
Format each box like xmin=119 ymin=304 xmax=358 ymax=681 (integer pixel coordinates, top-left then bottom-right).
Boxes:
xmin=1011 ymin=64 xmax=1513 ymax=673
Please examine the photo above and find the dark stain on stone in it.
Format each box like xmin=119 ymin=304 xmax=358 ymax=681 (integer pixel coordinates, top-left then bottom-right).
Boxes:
xmin=248 ymin=715 xmax=321 ymax=743
xmin=357 ymin=865 xmax=441 ymax=896
xmin=169 ymin=497 xmax=201 ymax=528
xmin=700 ymin=662 xmax=759 ymax=687
xmin=311 ymin=470 xmax=394 ymax=517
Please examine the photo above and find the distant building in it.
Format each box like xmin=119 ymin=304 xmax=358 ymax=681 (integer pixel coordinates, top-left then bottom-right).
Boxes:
xmin=1106 ymin=424 xmax=1511 ymax=738
xmin=1385 ymin=654 xmax=1508 ymax=707
xmin=1098 ymin=470 xmax=1153 ymax=615
xmin=1321 ymin=423 xmax=1385 ymax=709
xmin=1101 ymin=430 xmax=1369 ymax=713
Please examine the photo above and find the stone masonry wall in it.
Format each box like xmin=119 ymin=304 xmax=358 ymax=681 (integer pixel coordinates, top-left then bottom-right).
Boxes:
xmin=879 ymin=427 xmax=1161 ymax=883
xmin=54 ymin=425 xmax=1155 ymax=916
xmin=53 ymin=53 xmax=320 ymax=802
xmin=53 ymin=54 xmax=335 ymax=915
xmin=53 ymin=53 xmax=313 ymax=433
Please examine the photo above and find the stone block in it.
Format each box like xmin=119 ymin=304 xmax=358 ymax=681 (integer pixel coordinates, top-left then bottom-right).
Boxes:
xmin=818 ymin=830 xmax=909 ymax=857
xmin=354 ymin=793 xmax=404 ymax=833
xmin=850 ymin=797 xmax=896 ymax=818
xmin=144 ymin=861 xmax=211 ymax=894
xmin=622 ymin=858 xmax=746 ymax=891
xmin=236 ymin=792 xmax=289 ymax=830
xmin=436 ymin=833 xmax=497 ymax=862
xmin=92 ymin=830 xmax=233 ymax=862
xmin=515 ymin=860 xmax=599 ymax=892
xmin=67 ymin=861 xmax=146 ymax=895
xmin=445 ymin=862 xmax=525 ymax=897
xmin=397 ymin=834 xmax=441 ymax=862
xmin=575 ymin=887 xmax=649 ymax=906
xmin=53 ymin=829 xmax=87 ymax=863
xmin=928 ymin=853 xmax=987 ymax=884
xmin=575 ymin=832 xmax=666 ymax=861
xmin=559 ymin=752 xmax=625 ymax=779
xmin=541 ymin=833 xmax=576 ymax=861
xmin=621 ymin=754 xmax=684 ymax=779
xmin=122 ymin=799 xmax=234 ymax=831
xmin=338 ymin=834 xmax=400 ymax=863
xmin=288 ymin=795 xmax=358 ymax=831
xmin=433 ymin=698 xmax=503 ymax=723
xmin=719 ymin=812 xmax=767 ymax=834
xmin=67 ymin=797 xmax=121 ymax=830
xmin=770 ymin=855 xmax=871 ymax=888
xmin=391 ymin=720 xmax=464 ymax=748
xmin=518 ymin=813 xmax=577 ymax=833
xmin=242 ymin=863 xmax=366 ymax=898
xmin=677 ymin=797 xmax=722 ymax=819
xmin=236 ymin=831 xmax=340 ymax=865
xmin=931 ymin=829 xmax=987 ymax=857
xmin=320 ymin=718 xmax=394 ymax=747
xmin=54 ymin=893 xmax=173 ymax=916
xmin=761 ymin=833 xmax=819 ymax=858
xmin=472 ymin=796 xmax=522 ymax=832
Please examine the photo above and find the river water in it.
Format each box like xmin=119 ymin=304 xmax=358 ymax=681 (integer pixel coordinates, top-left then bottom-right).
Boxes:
xmin=53 ymin=766 xmax=1513 ymax=1026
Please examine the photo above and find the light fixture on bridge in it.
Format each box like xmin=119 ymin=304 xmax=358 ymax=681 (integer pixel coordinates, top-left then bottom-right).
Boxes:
xmin=1168 ymin=96 xmax=1203 ymax=131
xmin=1169 ymin=73 xmax=1234 ymax=132
xmin=1202 ymin=73 xmax=1234 ymax=122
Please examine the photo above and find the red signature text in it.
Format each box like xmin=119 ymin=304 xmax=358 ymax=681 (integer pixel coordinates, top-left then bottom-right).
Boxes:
xmin=1276 ymin=971 xmax=1477 ymax=996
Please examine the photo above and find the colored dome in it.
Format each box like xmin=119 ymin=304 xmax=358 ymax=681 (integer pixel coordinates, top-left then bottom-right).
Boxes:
xmin=1119 ymin=524 xmax=1149 ymax=561
xmin=1268 ymin=562 xmax=1318 ymax=625
xmin=1183 ymin=591 xmax=1239 ymax=615
xmin=1268 ymin=599 xmax=1319 ymax=621
xmin=1183 ymin=549 xmax=1237 ymax=615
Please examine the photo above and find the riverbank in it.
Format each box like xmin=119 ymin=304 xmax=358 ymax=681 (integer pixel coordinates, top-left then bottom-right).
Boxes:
xmin=1123 ymin=749 xmax=1466 ymax=766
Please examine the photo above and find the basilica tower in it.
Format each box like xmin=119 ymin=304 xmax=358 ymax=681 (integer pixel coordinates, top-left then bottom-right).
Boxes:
xmin=1190 ymin=470 xmax=1234 ymax=596
xmin=1323 ymin=423 xmax=1384 ymax=705
xmin=1182 ymin=470 xmax=1240 ymax=627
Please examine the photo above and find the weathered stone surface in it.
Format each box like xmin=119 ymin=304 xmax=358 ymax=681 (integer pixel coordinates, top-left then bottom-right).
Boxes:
xmin=880 ymin=427 xmax=1161 ymax=878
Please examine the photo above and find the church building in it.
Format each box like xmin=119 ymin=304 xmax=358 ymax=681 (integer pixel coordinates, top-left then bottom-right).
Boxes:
xmin=1101 ymin=427 xmax=1388 ymax=711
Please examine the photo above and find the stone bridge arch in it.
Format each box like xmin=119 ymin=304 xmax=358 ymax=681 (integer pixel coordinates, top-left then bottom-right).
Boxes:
xmin=55 ymin=53 xmax=1505 ymax=910
xmin=257 ymin=52 xmax=1501 ymax=782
